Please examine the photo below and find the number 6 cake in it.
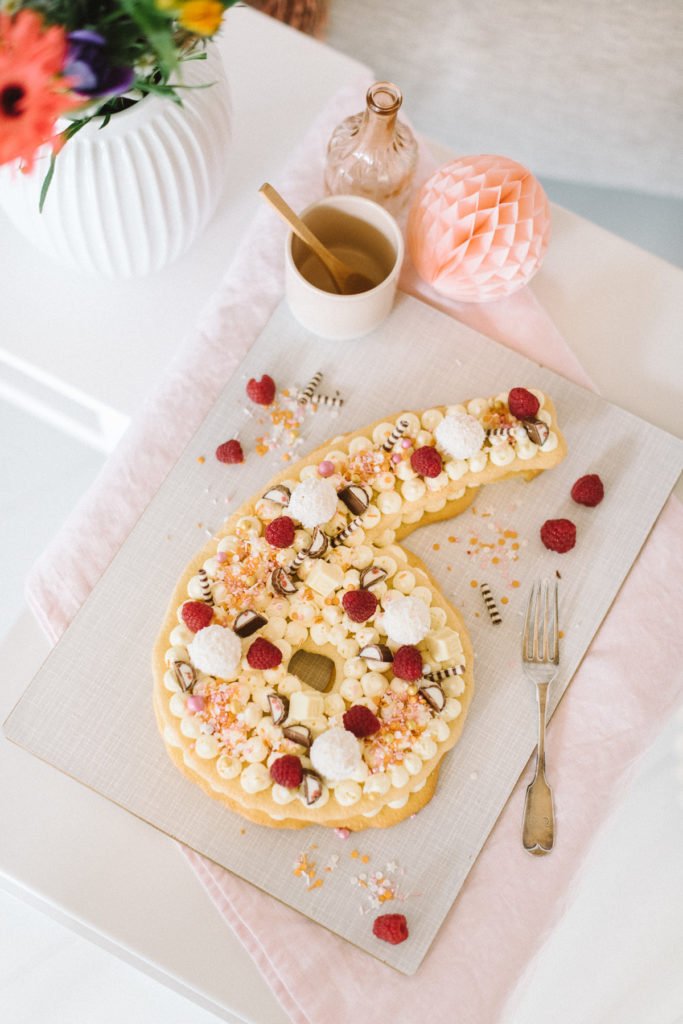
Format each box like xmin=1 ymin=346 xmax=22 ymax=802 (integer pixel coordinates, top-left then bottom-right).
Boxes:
xmin=153 ymin=387 xmax=566 ymax=829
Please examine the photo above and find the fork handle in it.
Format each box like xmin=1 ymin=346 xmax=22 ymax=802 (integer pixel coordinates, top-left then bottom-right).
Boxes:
xmin=535 ymin=680 xmax=548 ymax=769
xmin=523 ymin=683 xmax=555 ymax=855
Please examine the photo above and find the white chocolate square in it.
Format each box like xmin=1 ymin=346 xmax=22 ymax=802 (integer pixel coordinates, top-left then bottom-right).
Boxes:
xmin=289 ymin=691 xmax=325 ymax=721
xmin=425 ymin=627 xmax=464 ymax=664
xmin=306 ymin=561 xmax=344 ymax=597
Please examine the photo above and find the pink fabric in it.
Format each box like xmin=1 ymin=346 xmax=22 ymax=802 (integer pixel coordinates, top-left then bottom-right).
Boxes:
xmin=27 ymin=85 xmax=683 ymax=1024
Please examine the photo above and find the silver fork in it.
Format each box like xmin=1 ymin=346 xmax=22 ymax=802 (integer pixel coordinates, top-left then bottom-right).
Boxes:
xmin=521 ymin=578 xmax=559 ymax=855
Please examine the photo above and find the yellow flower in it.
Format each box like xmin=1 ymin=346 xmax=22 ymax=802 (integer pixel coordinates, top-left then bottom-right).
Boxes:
xmin=178 ymin=1 xmax=224 ymax=36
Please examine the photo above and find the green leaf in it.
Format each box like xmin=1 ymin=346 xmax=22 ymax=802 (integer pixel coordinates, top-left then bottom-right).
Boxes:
xmin=38 ymin=155 xmax=56 ymax=214
xmin=38 ymin=117 xmax=92 ymax=212
xmin=134 ymin=78 xmax=184 ymax=104
xmin=171 ymin=81 xmax=216 ymax=91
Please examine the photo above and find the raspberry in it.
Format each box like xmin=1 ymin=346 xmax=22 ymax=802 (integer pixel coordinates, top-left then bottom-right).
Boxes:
xmin=540 ymin=518 xmax=576 ymax=553
xmin=270 ymin=755 xmax=303 ymax=788
xmin=508 ymin=387 xmax=540 ymax=420
xmin=410 ymin=445 xmax=443 ymax=478
xmin=571 ymin=474 xmax=604 ymax=507
xmin=247 ymin=637 xmax=283 ymax=670
xmin=181 ymin=601 xmax=213 ymax=633
xmin=246 ymin=374 xmax=276 ymax=406
xmin=265 ymin=515 xmax=295 ymax=548
xmin=215 ymin=439 xmax=244 ymax=464
xmin=393 ymin=645 xmax=423 ymax=681
xmin=342 ymin=589 xmax=378 ymax=623
xmin=343 ymin=705 xmax=381 ymax=738
xmin=372 ymin=913 xmax=409 ymax=945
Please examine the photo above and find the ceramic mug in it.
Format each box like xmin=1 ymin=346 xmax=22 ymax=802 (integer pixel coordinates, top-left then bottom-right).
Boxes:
xmin=284 ymin=195 xmax=404 ymax=340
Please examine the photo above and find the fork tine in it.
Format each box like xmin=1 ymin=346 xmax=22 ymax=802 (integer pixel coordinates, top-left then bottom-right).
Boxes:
xmin=532 ymin=580 xmax=541 ymax=661
xmin=522 ymin=581 xmax=535 ymax=661
xmin=542 ymin=579 xmax=550 ymax=662
xmin=552 ymin=580 xmax=559 ymax=664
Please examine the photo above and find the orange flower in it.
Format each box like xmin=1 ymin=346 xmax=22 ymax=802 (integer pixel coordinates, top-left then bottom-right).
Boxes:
xmin=0 ymin=9 xmax=79 ymax=170
xmin=178 ymin=1 xmax=225 ymax=36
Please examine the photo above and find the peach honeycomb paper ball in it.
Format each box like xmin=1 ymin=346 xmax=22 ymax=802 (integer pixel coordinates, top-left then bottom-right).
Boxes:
xmin=408 ymin=154 xmax=551 ymax=302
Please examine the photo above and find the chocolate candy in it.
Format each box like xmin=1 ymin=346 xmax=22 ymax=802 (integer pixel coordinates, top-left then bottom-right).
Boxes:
xmin=267 ymin=693 xmax=289 ymax=726
xmin=359 ymin=643 xmax=394 ymax=665
xmin=282 ymin=724 xmax=312 ymax=749
xmin=419 ymin=682 xmax=445 ymax=712
xmin=338 ymin=484 xmax=369 ymax=515
xmin=233 ymin=610 xmax=268 ymax=638
xmin=271 ymin=567 xmax=298 ymax=596
xmin=286 ymin=528 xmax=330 ymax=576
xmin=523 ymin=418 xmax=549 ymax=446
xmin=288 ymin=650 xmax=335 ymax=693
xmin=306 ymin=526 xmax=329 ymax=559
xmin=172 ymin=660 xmax=196 ymax=692
xmin=301 ymin=770 xmax=324 ymax=805
xmin=261 ymin=484 xmax=291 ymax=506
xmin=359 ymin=565 xmax=387 ymax=590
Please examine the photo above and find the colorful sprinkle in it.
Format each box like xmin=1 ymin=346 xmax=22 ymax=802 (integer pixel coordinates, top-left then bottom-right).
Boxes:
xmin=350 ymin=859 xmax=411 ymax=913
xmin=293 ymin=843 xmax=325 ymax=891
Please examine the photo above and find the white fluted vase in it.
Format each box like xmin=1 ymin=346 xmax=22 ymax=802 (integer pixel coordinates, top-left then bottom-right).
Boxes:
xmin=0 ymin=46 xmax=231 ymax=278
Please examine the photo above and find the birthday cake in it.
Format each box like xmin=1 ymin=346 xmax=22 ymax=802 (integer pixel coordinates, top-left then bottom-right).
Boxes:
xmin=153 ymin=386 xmax=566 ymax=829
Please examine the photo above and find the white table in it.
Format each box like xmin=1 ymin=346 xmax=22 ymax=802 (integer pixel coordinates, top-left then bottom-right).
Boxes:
xmin=1 ymin=8 xmax=682 ymax=1023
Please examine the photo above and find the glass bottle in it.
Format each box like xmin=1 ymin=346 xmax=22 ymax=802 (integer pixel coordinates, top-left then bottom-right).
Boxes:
xmin=324 ymin=81 xmax=418 ymax=216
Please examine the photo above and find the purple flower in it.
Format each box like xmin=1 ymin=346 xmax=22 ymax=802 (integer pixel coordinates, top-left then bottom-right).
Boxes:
xmin=65 ymin=30 xmax=134 ymax=98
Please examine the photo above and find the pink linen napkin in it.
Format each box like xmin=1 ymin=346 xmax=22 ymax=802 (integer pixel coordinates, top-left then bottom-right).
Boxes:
xmin=26 ymin=84 xmax=683 ymax=1024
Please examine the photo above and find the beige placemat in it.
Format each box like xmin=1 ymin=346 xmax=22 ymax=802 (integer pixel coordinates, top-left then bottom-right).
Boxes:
xmin=5 ymin=294 xmax=682 ymax=973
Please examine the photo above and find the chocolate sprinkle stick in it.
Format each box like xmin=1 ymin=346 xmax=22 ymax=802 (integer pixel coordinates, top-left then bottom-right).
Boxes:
xmin=297 ymin=371 xmax=323 ymax=406
xmin=423 ymin=665 xmax=464 ymax=682
xmin=197 ymin=567 xmax=214 ymax=605
xmin=286 ymin=547 xmax=308 ymax=575
xmin=480 ymin=582 xmax=502 ymax=625
xmin=331 ymin=515 xmax=364 ymax=548
xmin=486 ymin=425 xmax=517 ymax=444
xmin=311 ymin=392 xmax=344 ymax=409
xmin=381 ymin=418 xmax=409 ymax=451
